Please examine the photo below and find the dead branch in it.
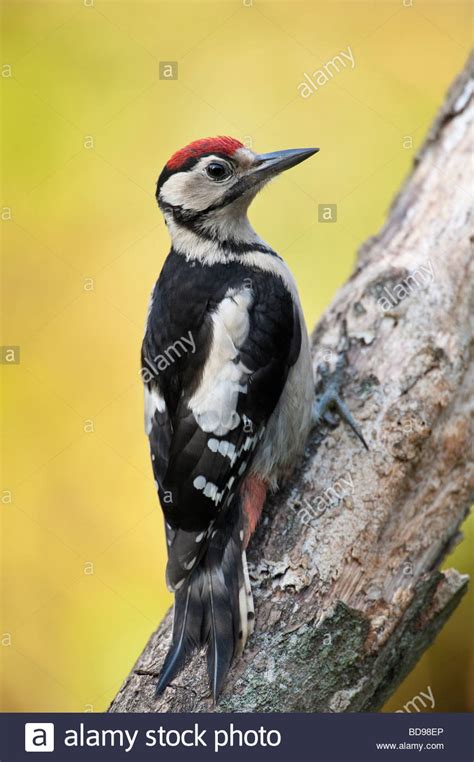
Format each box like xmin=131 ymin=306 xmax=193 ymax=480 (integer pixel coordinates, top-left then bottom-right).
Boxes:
xmin=110 ymin=54 xmax=473 ymax=713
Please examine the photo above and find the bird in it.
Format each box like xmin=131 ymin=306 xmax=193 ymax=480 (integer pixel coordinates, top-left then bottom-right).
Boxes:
xmin=141 ymin=136 xmax=366 ymax=702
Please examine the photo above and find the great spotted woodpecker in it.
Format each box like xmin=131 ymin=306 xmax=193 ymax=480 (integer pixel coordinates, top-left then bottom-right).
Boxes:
xmin=142 ymin=136 xmax=366 ymax=701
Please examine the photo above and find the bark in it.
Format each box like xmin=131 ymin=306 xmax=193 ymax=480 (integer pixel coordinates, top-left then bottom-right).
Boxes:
xmin=110 ymin=54 xmax=474 ymax=713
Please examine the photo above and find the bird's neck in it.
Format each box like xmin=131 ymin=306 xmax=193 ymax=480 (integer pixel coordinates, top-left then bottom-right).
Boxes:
xmin=164 ymin=205 xmax=269 ymax=265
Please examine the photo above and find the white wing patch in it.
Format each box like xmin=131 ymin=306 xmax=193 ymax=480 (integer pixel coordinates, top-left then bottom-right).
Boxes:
xmin=144 ymin=386 xmax=166 ymax=434
xmin=189 ymin=288 xmax=253 ymax=436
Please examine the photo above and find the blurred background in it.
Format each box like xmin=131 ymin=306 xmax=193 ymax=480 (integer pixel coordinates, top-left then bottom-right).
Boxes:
xmin=1 ymin=0 xmax=472 ymax=712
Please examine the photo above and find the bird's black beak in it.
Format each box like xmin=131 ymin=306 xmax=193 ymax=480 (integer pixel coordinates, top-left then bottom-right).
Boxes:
xmin=211 ymin=146 xmax=319 ymax=210
xmin=249 ymin=147 xmax=319 ymax=185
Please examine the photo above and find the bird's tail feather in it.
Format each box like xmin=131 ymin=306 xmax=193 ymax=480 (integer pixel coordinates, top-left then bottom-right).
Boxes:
xmin=155 ymin=573 xmax=203 ymax=695
xmin=156 ymin=505 xmax=252 ymax=701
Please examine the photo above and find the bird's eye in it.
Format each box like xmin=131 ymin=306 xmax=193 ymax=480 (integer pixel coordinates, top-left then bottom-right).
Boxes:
xmin=206 ymin=161 xmax=231 ymax=182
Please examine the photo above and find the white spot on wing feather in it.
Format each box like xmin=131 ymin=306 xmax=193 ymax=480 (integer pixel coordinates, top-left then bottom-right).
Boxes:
xmin=204 ymin=482 xmax=218 ymax=500
xmin=144 ymin=386 xmax=165 ymax=434
xmin=193 ymin=475 xmax=206 ymax=490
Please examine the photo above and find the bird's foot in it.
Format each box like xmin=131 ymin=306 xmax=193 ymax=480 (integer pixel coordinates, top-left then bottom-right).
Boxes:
xmin=312 ymin=354 xmax=368 ymax=450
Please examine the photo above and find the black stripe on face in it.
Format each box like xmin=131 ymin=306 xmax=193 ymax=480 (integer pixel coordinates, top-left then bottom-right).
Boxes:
xmin=158 ymin=175 xmax=259 ymax=223
xmin=159 ymin=203 xmax=276 ymax=256
xmin=156 ymin=152 xmax=278 ymax=257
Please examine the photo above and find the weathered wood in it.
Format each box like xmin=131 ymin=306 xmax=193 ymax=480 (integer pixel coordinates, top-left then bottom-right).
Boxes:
xmin=110 ymin=54 xmax=473 ymax=713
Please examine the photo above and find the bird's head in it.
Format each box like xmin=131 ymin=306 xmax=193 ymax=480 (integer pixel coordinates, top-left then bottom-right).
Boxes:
xmin=156 ymin=136 xmax=318 ymax=250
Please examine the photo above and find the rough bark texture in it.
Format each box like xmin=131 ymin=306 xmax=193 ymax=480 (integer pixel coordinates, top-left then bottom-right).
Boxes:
xmin=110 ymin=55 xmax=474 ymax=713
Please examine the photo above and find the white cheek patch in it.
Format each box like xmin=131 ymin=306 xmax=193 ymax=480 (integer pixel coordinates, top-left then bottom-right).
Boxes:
xmin=189 ymin=288 xmax=253 ymax=436
xmin=160 ymin=155 xmax=237 ymax=212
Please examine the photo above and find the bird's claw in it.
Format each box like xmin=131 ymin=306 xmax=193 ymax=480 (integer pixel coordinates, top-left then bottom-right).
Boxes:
xmin=313 ymin=355 xmax=368 ymax=450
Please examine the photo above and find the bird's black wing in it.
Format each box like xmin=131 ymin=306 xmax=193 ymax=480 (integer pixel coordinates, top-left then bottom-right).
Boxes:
xmin=142 ymin=251 xmax=302 ymax=698
xmin=142 ymin=252 xmax=301 ymax=590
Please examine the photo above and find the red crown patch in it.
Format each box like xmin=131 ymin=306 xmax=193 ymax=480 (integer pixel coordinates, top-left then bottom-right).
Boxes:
xmin=166 ymin=136 xmax=244 ymax=170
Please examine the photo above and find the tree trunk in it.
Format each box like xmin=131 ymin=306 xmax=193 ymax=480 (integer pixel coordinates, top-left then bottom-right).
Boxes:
xmin=109 ymin=54 xmax=474 ymax=713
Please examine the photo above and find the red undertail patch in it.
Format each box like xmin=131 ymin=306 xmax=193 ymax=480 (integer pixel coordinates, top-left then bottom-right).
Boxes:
xmin=240 ymin=475 xmax=268 ymax=548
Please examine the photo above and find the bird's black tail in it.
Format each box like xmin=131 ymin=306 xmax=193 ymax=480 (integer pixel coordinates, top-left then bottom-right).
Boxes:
xmin=156 ymin=506 xmax=254 ymax=702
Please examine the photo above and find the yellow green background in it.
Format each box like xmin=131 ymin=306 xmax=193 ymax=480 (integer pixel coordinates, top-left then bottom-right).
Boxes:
xmin=1 ymin=0 xmax=472 ymax=712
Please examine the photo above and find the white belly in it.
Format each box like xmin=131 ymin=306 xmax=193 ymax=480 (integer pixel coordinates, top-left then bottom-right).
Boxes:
xmin=251 ymin=319 xmax=314 ymax=489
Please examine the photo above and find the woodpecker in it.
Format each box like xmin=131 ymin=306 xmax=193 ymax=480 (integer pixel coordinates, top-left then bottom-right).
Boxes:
xmin=142 ymin=136 xmax=366 ymax=701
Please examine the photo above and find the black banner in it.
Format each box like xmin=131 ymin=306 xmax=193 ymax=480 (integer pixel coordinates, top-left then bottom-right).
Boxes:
xmin=1 ymin=712 xmax=472 ymax=762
